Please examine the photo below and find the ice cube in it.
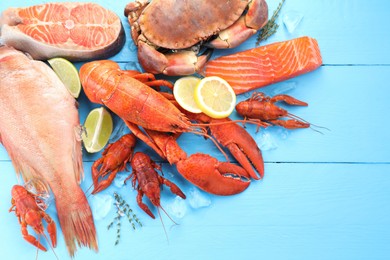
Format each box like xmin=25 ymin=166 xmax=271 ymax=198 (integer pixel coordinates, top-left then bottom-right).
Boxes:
xmin=256 ymin=130 xmax=278 ymax=151
xmin=277 ymin=128 xmax=290 ymax=140
xmin=91 ymin=194 xmax=114 ymax=221
xmin=283 ymin=11 xmax=304 ymax=33
xmin=125 ymin=61 xmax=144 ymax=72
xmin=24 ymin=179 xmax=53 ymax=211
xmin=271 ymin=81 xmax=297 ymax=96
xmin=114 ymin=172 xmax=130 ymax=188
xmin=188 ymin=187 xmax=211 ymax=209
xmin=167 ymin=196 xmax=187 ymax=219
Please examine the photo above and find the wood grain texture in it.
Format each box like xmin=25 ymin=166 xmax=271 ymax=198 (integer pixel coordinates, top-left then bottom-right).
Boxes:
xmin=0 ymin=0 xmax=389 ymax=259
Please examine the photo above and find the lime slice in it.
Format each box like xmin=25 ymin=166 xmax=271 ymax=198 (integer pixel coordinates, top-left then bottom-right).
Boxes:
xmin=173 ymin=76 xmax=202 ymax=113
xmin=82 ymin=107 xmax=113 ymax=153
xmin=48 ymin=57 xmax=81 ymax=98
xmin=194 ymin=76 xmax=236 ymax=118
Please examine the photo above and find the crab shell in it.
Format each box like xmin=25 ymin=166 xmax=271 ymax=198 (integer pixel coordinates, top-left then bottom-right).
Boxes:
xmin=138 ymin=0 xmax=253 ymax=49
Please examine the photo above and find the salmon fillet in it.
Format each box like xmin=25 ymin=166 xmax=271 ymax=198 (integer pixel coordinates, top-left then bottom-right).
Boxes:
xmin=0 ymin=2 xmax=125 ymax=61
xmin=203 ymin=36 xmax=322 ymax=94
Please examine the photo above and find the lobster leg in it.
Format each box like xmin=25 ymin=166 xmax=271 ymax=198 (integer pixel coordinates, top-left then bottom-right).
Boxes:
xmin=21 ymin=221 xmax=47 ymax=251
xmin=136 ymin=188 xmax=155 ymax=219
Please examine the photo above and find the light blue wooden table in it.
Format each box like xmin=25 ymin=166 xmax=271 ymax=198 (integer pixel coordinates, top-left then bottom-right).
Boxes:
xmin=1 ymin=0 xmax=389 ymax=259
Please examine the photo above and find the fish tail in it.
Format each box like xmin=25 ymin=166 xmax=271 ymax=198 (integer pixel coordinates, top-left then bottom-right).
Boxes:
xmin=55 ymin=186 xmax=98 ymax=257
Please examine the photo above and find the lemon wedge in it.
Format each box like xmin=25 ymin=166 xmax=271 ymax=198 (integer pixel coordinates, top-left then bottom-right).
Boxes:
xmin=194 ymin=76 xmax=236 ymax=118
xmin=173 ymin=76 xmax=202 ymax=113
xmin=48 ymin=57 xmax=81 ymax=98
xmin=82 ymin=107 xmax=113 ymax=153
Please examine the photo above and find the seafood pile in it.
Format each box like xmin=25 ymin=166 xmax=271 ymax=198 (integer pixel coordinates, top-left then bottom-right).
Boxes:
xmin=0 ymin=0 xmax=323 ymax=257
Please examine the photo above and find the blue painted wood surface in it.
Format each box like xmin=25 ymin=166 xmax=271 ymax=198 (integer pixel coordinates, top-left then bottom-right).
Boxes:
xmin=1 ymin=0 xmax=389 ymax=259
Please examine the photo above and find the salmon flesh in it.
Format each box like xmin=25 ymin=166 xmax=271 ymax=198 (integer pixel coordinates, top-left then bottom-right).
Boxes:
xmin=0 ymin=46 xmax=97 ymax=256
xmin=203 ymin=36 xmax=322 ymax=94
xmin=0 ymin=2 xmax=125 ymax=61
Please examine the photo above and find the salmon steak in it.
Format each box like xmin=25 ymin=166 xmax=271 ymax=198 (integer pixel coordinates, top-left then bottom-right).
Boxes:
xmin=0 ymin=2 xmax=125 ymax=61
xmin=203 ymin=36 xmax=322 ymax=94
xmin=0 ymin=46 xmax=97 ymax=256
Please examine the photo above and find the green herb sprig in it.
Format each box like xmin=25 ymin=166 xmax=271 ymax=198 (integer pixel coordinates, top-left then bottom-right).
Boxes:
xmin=256 ymin=0 xmax=286 ymax=45
xmin=107 ymin=192 xmax=142 ymax=245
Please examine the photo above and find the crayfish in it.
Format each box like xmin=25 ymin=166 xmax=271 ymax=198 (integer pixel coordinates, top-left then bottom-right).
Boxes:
xmin=236 ymin=92 xmax=310 ymax=129
xmin=9 ymin=185 xmax=57 ymax=252
xmin=91 ymin=133 xmax=137 ymax=194
xmin=125 ymin=152 xmax=186 ymax=219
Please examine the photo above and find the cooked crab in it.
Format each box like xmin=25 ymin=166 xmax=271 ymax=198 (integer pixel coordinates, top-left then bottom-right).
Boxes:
xmin=125 ymin=0 xmax=268 ymax=75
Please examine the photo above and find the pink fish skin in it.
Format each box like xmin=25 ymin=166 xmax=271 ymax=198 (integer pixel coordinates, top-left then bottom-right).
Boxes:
xmin=0 ymin=46 xmax=98 ymax=256
xmin=203 ymin=36 xmax=323 ymax=94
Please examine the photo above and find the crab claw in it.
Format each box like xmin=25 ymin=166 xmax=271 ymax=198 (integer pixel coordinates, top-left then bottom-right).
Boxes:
xmin=137 ymin=40 xmax=212 ymax=75
xmin=176 ymin=153 xmax=251 ymax=196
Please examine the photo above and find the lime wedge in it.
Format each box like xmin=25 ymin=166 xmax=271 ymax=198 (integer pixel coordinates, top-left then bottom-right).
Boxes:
xmin=82 ymin=107 xmax=113 ymax=153
xmin=48 ymin=57 xmax=81 ymax=98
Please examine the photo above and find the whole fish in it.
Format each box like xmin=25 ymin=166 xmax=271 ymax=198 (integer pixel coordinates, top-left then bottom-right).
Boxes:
xmin=0 ymin=46 xmax=97 ymax=256
xmin=0 ymin=2 xmax=125 ymax=61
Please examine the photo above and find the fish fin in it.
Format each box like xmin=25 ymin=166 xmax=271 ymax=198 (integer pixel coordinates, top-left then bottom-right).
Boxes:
xmin=55 ymin=185 xmax=98 ymax=257
xmin=73 ymin=125 xmax=84 ymax=184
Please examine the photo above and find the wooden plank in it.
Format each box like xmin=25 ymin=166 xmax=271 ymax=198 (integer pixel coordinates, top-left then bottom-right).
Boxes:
xmin=0 ymin=162 xmax=389 ymax=259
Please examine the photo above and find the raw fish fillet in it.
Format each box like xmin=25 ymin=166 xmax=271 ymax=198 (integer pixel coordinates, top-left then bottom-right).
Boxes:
xmin=203 ymin=36 xmax=322 ymax=94
xmin=0 ymin=2 xmax=125 ymax=61
xmin=0 ymin=46 xmax=97 ymax=256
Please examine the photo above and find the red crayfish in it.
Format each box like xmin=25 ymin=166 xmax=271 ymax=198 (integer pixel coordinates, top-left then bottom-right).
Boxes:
xmin=125 ymin=152 xmax=186 ymax=219
xmin=9 ymin=185 xmax=57 ymax=252
xmin=91 ymin=133 xmax=137 ymax=194
xmin=236 ymin=92 xmax=310 ymax=129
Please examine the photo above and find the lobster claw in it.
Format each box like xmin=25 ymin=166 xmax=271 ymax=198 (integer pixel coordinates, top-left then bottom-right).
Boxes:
xmin=176 ymin=153 xmax=251 ymax=196
xmin=208 ymin=118 xmax=264 ymax=180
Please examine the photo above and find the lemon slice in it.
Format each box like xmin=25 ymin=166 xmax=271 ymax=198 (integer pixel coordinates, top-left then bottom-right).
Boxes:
xmin=48 ymin=57 xmax=81 ymax=98
xmin=173 ymin=76 xmax=202 ymax=113
xmin=82 ymin=107 xmax=113 ymax=153
xmin=194 ymin=76 xmax=236 ymax=118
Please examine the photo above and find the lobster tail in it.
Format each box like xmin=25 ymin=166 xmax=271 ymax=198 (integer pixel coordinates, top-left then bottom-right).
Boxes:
xmin=54 ymin=185 xmax=98 ymax=257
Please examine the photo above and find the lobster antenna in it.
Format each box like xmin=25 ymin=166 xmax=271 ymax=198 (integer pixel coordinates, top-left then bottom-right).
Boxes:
xmin=191 ymin=128 xmax=230 ymax=162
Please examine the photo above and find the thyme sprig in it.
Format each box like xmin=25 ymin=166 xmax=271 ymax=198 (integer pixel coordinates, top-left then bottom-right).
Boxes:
xmin=107 ymin=192 xmax=142 ymax=245
xmin=256 ymin=0 xmax=286 ymax=45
